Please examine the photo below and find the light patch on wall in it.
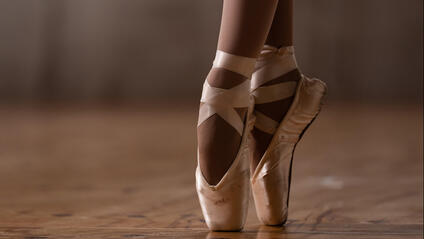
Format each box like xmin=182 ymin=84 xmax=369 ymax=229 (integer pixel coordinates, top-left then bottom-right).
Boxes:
xmin=320 ymin=176 xmax=344 ymax=190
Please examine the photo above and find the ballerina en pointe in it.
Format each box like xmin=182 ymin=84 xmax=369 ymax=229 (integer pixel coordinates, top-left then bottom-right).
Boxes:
xmin=196 ymin=50 xmax=256 ymax=231
xmin=250 ymin=45 xmax=327 ymax=226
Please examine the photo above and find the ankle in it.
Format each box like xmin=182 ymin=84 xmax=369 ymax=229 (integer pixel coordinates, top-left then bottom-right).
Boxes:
xmin=207 ymin=68 xmax=248 ymax=89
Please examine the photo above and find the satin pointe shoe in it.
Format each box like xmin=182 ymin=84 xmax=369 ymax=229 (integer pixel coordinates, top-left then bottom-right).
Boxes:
xmin=196 ymin=50 xmax=256 ymax=231
xmin=250 ymin=45 xmax=327 ymax=225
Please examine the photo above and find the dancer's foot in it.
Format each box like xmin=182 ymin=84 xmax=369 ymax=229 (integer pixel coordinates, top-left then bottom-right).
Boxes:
xmin=249 ymin=46 xmax=327 ymax=225
xmin=197 ymin=51 xmax=256 ymax=186
xmin=196 ymin=50 xmax=256 ymax=231
xmin=249 ymin=45 xmax=301 ymax=172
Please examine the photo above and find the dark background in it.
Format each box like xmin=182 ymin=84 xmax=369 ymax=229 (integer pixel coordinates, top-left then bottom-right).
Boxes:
xmin=0 ymin=0 xmax=422 ymax=104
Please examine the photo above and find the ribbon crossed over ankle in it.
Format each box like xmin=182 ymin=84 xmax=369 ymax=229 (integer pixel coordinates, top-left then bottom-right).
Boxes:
xmin=250 ymin=45 xmax=299 ymax=135
xmin=198 ymin=81 xmax=250 ymax=136
xmin=197 ymin=50 xmax=256 ymax=136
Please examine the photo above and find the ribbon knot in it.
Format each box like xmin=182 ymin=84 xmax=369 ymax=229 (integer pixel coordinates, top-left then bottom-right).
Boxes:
xmin=259 ymin=45 xmax=295 ymax=59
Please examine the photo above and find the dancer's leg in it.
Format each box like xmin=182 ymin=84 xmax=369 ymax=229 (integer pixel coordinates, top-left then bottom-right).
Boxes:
xmin=198 ymin=0 xmax=278 ymax=185
xmin=265 ymin=0 xmax=293 ymax=47
xmin=250 ymin=0 xmax=303 ymax=171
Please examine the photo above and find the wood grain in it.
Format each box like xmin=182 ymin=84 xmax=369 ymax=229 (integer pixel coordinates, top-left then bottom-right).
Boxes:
xmin=0 ymin=102 xmax=422 ymax=238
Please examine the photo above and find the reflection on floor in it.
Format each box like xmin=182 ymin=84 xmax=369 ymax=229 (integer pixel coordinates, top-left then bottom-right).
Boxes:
xmin=0 ymin=102 xmax=422 ymax=238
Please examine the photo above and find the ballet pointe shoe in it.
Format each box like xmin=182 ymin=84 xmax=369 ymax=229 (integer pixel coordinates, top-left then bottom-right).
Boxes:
xmin=250 ymin=46 xmax=327 ymax=225
xmin=196 ymin=50 xmax=256 ymax=231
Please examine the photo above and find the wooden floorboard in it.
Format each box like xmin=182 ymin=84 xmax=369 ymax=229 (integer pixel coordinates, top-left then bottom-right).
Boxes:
xmin=0 ymin=102 xmax=422 ymax=238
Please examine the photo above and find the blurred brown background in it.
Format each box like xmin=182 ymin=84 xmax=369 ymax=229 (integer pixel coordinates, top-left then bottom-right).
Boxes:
xmin=0 ymin=0 xmax=422 ymax=104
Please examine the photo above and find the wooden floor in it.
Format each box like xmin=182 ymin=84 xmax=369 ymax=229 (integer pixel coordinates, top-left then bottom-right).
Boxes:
xmin=0 ymin=102 xmax=422 ymax=238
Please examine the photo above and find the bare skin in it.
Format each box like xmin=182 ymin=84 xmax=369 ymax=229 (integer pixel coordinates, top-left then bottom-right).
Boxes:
xmin=198 ymin=0 xmax=278 ymax=185
xmin=250 ymin=0 xmax=302 ymax=172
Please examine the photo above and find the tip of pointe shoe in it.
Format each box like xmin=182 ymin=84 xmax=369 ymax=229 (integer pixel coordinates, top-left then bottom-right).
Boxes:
xmin=210 ymin=227 xmax=243 ymax=232
xmin=207 ymin=222 xmax=244 ymax=232
xmin=259 ymin=214 xmax=288 ymax=227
